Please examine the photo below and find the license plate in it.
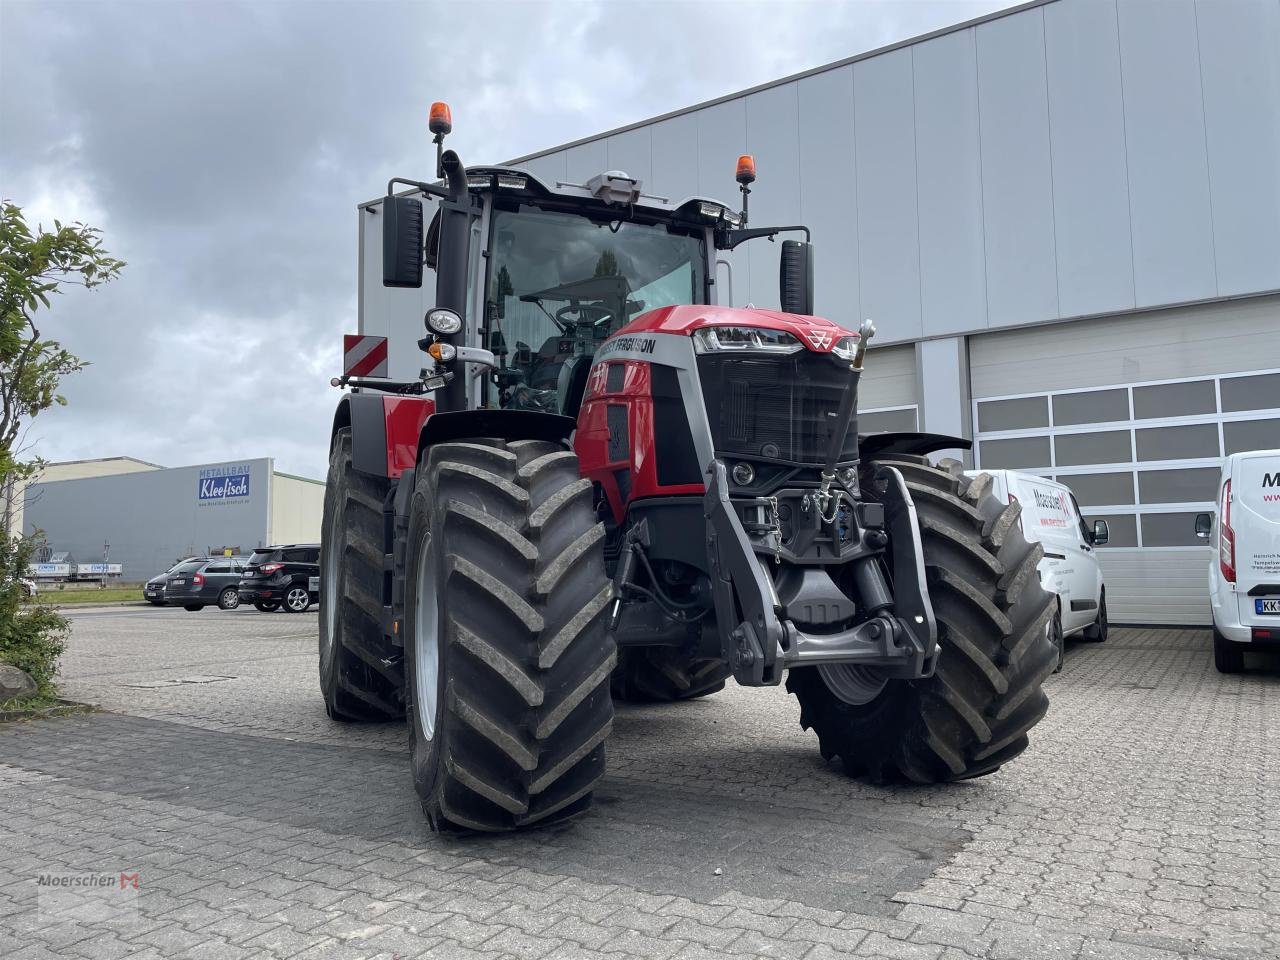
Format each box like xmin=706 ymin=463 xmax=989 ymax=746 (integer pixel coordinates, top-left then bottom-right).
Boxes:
xmin=171 ymin=579 xmax=184 ymax=586
xmin=1257 ymin=599 xmax=1280 ymax=615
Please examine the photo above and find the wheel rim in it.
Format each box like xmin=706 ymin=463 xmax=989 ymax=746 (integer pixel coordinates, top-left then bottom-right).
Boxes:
xmin=818 ymin=664 xmax=888 ymax=706
xmin=322 ymin=507 xmax=339 ymax=648
xmin=287 ymin=588 xmax=309 ymax=611
xmin=414 ymin=531 xmax=440 ymax=741
xmin=221 ymin=589 xmax=239 ymax=609
xmin=1052 ymin=614 xmax=1064 ymax=667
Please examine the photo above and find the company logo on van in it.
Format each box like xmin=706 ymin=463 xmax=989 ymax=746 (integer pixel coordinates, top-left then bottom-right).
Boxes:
xmin=198 ymin=464 xmax=251 ymax=502
xmin=1032 ymin=488 xmax=1069 ymax=513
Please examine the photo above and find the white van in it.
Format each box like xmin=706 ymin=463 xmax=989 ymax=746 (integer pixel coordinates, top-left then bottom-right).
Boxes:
xmin=966 ymin=470 xmax=1110 ymax=670
xmin=1195 ymin=449 xmax=1280 ymax=673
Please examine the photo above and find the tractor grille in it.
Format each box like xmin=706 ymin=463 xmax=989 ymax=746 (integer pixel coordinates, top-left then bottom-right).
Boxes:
xmin=697 ymin=351 xmax=860 ymax=465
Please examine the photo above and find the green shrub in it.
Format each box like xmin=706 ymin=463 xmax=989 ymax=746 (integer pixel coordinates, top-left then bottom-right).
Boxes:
xmin=0 ymin=534 xmax=67 ymax=700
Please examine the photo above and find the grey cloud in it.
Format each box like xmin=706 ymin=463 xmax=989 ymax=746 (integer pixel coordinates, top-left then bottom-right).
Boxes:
xmin=2 ymin=0 xmax=1009 ymax=479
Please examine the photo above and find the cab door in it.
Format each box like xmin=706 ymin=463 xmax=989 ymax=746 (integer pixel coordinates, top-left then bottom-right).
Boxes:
xmin=1064 ymin=493 xmax=1103 ymax=634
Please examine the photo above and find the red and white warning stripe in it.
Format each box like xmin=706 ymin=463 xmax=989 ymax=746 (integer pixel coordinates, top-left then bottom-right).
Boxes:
xmin=343 ymin=334 xmax=389 ymax=378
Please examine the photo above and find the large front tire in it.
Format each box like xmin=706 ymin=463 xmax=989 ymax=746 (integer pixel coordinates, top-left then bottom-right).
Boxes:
xmin=404 ymin=439 xmax=615 ymax=832
xmin=318 ymin=428 xmax=403 ymax=721
xmin=788 ymin=458 xmax=1056 ymax=783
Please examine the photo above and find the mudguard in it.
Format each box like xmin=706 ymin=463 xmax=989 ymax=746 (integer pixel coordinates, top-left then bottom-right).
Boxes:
xmin=858 ymin=431 xmax=971 ymax=462
xmin=331 ymin=393 xmax=434 ymax=480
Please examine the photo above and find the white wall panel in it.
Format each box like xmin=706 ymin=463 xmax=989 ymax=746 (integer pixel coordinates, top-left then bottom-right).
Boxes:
xmin=861 ymin=344 xmax=919 ymax=409
xmin=853 ymin=48 xmax=921 ymax=343
xmin=565 ymin=139 xmax=608 ymax=184
xmin=1196 ymin=0 xmax=1280 ymax=296
xmin=969 ymin=292 xmax=1280 ymax=397
xmin=649 ymin=112 xmax=700 ymax=202
xmin=745 ymin=82 xmax=801 ymax=310
xmin=977 ymin=8 xmax=1059 ymax=328
xmin=695 ymin=101 xmax=748 ymax=306
xmin=1044 ymin=0 xmax=1136 ymax=317
xmin=519 ymin=150 xmax=567 ymax=189
xmin=1117 ymin=0 xmax=1217 ymax=305
xmin=605 ymin=126 xmax=653 ymax=191
xmin=913 ymin=28 xmax=987 ymax=336
xmin=797 ymin=66 xmax=858 ymax=328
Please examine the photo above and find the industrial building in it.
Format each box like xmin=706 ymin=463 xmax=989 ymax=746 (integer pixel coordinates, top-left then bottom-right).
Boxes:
xmin=482 ymin=0 xmax=1278 ymax=625
xmin=22 ymin=457 xmax=324 ymax=582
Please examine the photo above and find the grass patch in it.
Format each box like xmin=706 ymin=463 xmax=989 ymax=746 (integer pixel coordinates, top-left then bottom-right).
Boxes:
xmin=41 ymin=587 xmax=144 ymax=605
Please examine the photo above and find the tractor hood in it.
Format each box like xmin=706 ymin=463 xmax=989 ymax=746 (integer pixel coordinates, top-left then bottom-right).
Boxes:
xmin=613 ymin=304 xmax=857 ymax=354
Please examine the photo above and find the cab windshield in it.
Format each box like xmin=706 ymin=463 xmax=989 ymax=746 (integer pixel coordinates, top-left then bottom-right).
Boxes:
xmin=484 ymin=205 xmax=706 ymax=414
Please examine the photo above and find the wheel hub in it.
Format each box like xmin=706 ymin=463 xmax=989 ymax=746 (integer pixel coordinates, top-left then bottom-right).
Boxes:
xmin=414 ymin=531 xmax=440 ymax=741
xmin=818 ymin=663 xmax=888 ymax=705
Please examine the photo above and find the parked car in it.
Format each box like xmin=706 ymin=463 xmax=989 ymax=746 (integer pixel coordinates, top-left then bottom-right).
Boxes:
xmin=161 ymin=557 xmax=250 ymax=611
xmin=238 ymin=544 xmax=320 ymax=613
xmin=144 ymin=558 xmax=201 ymax=605
xmin=967 ymin=469 xmax=1109 ymax=671
xmin=1195 ymin=449 xmax=1280 ymax=673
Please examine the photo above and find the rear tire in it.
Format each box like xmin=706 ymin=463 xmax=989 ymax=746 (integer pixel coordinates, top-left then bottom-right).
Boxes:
xmin=319 ymin=428 xmax=403 ymax=721
xmin=787 ymin=458 xmax=1056 ymax=783
xmin=1213 ymin=629 xmax=1245 ymax=674
xmin=611 ymin=648 xmax=729 ymax=702
xmin=404 ymin=439 xmax=614 ymax=832
xmin=1082 ymin=588 xmax=1108 ymax=642
xmin=254 ymin=601 xmax=279 ymax=612
xmin=218 ymin=588 xmax=240 ymax=611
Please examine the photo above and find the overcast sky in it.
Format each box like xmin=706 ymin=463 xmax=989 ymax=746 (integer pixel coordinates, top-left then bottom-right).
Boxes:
xmin=1 ymin=0 xmax=1012 ymax=480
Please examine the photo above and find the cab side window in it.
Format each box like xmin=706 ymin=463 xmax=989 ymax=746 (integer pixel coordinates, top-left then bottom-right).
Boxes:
xmin=1069 ymin=494 xmax=1091 ymax=543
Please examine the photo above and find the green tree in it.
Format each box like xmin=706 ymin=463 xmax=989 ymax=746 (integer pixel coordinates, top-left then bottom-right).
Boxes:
xmin=0 ymin=200 xmax=124 ymax=704
xmin=593 ymin=249 xmax=619 ymax=277
xmin=1 ymin=201 xmax=124 ymax=483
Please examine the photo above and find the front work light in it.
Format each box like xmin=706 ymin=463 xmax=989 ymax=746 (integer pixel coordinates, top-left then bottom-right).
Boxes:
xmin=692 ymin=326 xmax=801 ymax=354
xmin=425 ymin=308 xmax=463 ymax=336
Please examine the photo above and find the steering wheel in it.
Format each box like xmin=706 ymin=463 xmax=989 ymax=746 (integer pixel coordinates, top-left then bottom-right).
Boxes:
xmin=555 ymin=303 xmax=613 ymax=332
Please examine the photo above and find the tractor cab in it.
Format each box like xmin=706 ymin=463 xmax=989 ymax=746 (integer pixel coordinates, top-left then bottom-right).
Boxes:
xmin=377 ymin=145 xmax=815 ymax=422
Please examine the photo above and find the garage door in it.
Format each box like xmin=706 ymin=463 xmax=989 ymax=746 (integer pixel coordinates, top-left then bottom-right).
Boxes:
xmin=860 ymin=344 xmax=919 ymax=433
xmin=970 ymin=295 xmax=1280 ymax=626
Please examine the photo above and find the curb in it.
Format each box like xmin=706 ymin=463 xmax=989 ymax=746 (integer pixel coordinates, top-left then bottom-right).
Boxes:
xmin=0 ymin=699 xmax=96 ymax=723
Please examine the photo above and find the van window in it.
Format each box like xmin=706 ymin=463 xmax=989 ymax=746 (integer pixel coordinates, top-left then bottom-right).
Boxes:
xmin=1068 ymin=494 xmax=1091 ymax=544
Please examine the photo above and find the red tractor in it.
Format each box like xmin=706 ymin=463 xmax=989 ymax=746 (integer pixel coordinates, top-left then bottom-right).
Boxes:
xmin=320 ymin=105 xmax=1056 ymax=832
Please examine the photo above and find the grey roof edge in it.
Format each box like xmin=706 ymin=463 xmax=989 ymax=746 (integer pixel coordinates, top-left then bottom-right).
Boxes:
xmin=273 ymin=470 xmax=325 ymax=486
xmin=505 ymin=0 xmax=1053 ymax=166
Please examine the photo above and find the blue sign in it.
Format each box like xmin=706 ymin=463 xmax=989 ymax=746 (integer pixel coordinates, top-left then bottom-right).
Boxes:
xmin=198 ymin=465 xmax=251 ymax=502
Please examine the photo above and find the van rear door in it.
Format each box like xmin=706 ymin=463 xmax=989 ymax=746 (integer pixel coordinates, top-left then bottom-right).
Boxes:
xmin=1232 ymin=450 xmax=1280 ymax=627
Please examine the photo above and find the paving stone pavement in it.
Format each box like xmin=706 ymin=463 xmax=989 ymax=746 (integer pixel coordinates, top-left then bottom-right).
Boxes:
xmin=0 ymin=605 xmax=1277 ymax=958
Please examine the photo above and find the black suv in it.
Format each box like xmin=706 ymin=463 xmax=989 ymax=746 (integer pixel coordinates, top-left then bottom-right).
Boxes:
xmin=239 ymin=544 xmax=320 ymax=612
xmin=162 ymin=557 xmax=250 ymax=611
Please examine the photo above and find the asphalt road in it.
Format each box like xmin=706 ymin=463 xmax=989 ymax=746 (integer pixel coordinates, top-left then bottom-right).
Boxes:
xmin=0 ymin=608 xmax=1277 ymax=959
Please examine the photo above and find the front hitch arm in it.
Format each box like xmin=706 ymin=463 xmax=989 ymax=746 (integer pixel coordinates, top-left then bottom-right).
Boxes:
xmin=704 ymin=461 xmax=787 ymax=685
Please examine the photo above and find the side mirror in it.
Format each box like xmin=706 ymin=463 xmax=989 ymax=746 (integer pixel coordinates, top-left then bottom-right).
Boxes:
xmin=1194 ymin=513 xmax=1212 ymax=540
xmin=779 ymin=240 xmax=814 ymax=315
xmin=1092 ymin=519 xmax=1110 ymax=546
xmin=382 ymin=195 xmax=424 ymax=288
